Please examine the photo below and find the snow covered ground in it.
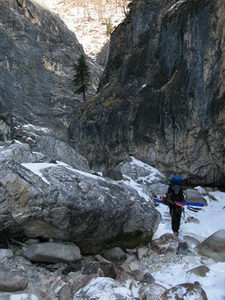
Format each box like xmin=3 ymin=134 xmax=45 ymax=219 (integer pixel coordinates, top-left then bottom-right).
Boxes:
xmin=11 ymin=157 xmax=225 ymax=299
xmin=151 ymin=191 xmax=225 ymax=300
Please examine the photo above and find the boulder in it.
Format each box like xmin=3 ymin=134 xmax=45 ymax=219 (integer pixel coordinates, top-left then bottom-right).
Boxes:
xmin=187 ymin=265 xmax=210 ymax=277
xmin=195 ymin=229 xmax=225 ymax=262
xmin=0 ymin=142 xmax=46 ymax=163
xmin=139 ymin=282 xmax=167 ymax=300
xmin=0 ymin=249 xmax=13 ymax=261
xmin=161 ymin=283 xmax=208 ymax=300
xmin=184 ymin=189 xmax=208 ymax=206
xmin=151 ymin=233 xmax=180 ymax=254
xmin=0 ymin=269 xmax=28 ymax=292
xmin=73 ymin=277 xmax=135 ymax=300
xmin=25 ymin=242 xmax=81 ymax=263
xmin=103 ymin=247 xmax=127 ymax=264
xmin=0 ymin=158 xmax=160 ymax=254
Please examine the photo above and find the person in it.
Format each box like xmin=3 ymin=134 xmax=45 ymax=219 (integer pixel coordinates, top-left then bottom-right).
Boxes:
xmin=167 ymin=184 xmax=184 ymax=236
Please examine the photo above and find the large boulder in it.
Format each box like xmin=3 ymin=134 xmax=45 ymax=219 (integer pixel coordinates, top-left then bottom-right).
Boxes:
xmin=195 ymin=229 xmax=225 ymax=262
xmin=0 ymin=158 xmax=160 ymax=254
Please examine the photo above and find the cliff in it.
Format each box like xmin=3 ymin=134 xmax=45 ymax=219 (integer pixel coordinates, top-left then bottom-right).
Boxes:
xmin=0 ymin=0 xmax=100 ymax=134
xmin=69 ymin=0 xmax=225 ymax=186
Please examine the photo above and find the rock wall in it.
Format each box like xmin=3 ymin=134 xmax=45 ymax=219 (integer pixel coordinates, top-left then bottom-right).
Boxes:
xmin=0 ymin=0 xmax=100 ymax=134
xmin=69 ymin=0 xmax=225 ymax=186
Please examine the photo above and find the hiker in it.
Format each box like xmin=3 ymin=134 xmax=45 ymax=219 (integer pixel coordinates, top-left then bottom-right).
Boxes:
xmin=167 ymin=176 xmax=184 ymax=236
xmin=167 ymin=185 xmax=184 ymax=236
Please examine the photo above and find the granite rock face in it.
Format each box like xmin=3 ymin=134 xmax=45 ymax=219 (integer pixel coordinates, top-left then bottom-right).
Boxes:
xmin=0 ymin=158 xmax=160 ymax=254
xmin=0 ymin=0 xmax=100 ymax=134
xmin=70 ymin=0 xmax=225 ymax=186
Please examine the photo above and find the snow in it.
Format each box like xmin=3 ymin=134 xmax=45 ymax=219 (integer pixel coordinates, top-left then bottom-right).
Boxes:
xmin=18 ymin=156 xmax=225 ymax=300
xmin=0 ymin=294 xmax=38 ymax=300
xmin=150 ymin=190 xmax=225 ymax=300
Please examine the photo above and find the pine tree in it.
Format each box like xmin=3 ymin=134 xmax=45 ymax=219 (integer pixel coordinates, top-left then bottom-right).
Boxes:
xmin=73 ymin=54 xmax=90 ymax=101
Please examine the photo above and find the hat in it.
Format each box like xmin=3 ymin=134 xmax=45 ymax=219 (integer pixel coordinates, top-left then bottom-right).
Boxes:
xmin=172 ymin=185 xmax=181 ymax=191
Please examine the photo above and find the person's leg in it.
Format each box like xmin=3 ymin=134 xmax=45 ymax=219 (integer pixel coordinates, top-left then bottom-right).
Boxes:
xmin=173 ymin=207 xmax=182 ymax=234
xmin=170 ymin=205 xmax=177 ymax=233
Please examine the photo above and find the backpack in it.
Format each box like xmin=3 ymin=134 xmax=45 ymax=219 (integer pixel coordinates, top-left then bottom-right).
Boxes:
xmin=168 ymin=175 xmax=183 ymax=193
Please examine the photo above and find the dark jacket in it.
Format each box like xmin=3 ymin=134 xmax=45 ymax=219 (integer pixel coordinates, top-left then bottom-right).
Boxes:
xmin=167 ymin=190 xmax=184 ymax=205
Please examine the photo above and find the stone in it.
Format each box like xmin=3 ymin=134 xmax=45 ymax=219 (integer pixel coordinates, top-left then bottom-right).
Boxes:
xmin=196 ymin=229 xmax=225 ymax=262
xmin=103 ymin=247 xmax=127 ymax=264
xmin=0 ymin=249 xmax=13 ymax=261
xmin=139 ymin=282 xmax=167 ymax=300
xmin=73 ymin=277 xmax=135 ymax=300
xmin=187 ymin=265 xmax=210 ymax=277
xmin=151 ymin=233 xmax=180 ymax=254
xmin=177 ymin=242 xmax=189 ymax=255
xmin=161 ymin=283 xmax=208 ymax=300
xmin=0 ymin=269 xmax=28 ymax=292
xmin=137 ymin=247 xmax=148 ymax=259
xmin=184 ymin=189 xmax=208 ymax=206
xmin=102 ymin=169 xmax=123 ymax=181
xmin=0 ymin=158 xmax=160 ymax=254
xmin=25 ymin=242 xmax=81 ymax=263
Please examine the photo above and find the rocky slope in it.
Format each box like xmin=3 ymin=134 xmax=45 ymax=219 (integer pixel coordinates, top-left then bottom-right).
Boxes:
xmin=69 ymin=0 xmax=225 ymax=187
xmin=0 ymin=0 xmax=100 ymax=135
xmin=35 ymin=0 xmax=130 ymax=59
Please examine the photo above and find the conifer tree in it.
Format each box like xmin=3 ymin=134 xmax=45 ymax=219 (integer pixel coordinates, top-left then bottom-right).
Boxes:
xmin=73 ymin=54 xmax=90 ymax=101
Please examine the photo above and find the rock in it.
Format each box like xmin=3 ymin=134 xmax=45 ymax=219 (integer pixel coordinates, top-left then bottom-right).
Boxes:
xmin=0 ymin=0 xmax=100 ymax=134
xmin=0 ymin=114 xmax=13 ymax=141
xmin=103 ymin=247 xmax=127 ymax=264
xmin=184 ymin=189 xmax=208 ymax=206
xmin=185 ymin=216 xmax=200 ymax=224
xmin=129 ymin=262 xmax=140 ymax=272
xmin=115 ymin=157 xmax=165 ymax=182
xmin=0 ymin=158 xmax=160 ymax=254
xmin=0 ymin=249 xmax=13 ymax=261
xmin=58 ymin=284 xmax=73 ymax=300
xmin=141 ymin=272 xmax=155 ymax=284
xmin=139 ymin=282 xmax=167 ymax=300
xmin=25 ymin=242 xmax=81 ymax=263
xmin=95 ymin=254 xmax=111 ymax=264
xmin=187 ymin=265 xmax=210 ymax=277
xmin=177 ymin=242 xmax=189 ymax=255
xmin=82 ymin=261 xmax=101 ymax=275
xmin=0 ymin=142 xmax=46 ymax=163
xmin=73 ymin=277 xmax=135 ymax=300
xmin=33 ymin=135 xmax=90 ymax=172
xmin=151 ymin=233 xmax=180 ymax=254
xmin=0 ymin=269 xmax=28 ymax=292
xmin=161 ymin=283 xmax=208 ymax=300
xmin=183 ymin=235 xmax=203 ymax=249
xmin=99 ymin=262 xmax=117 ymax=279
xmin=70 ymin=0 xmax=225 ymax=187
xmin=137 ymin=247 xmax=148 ymax=259
xmin=102 ymin=169 xmax=123 ymax=181
xmin=196 ymin=229 xmax=225 ymax=262
xmin=130 ymin=269 xmax=145 ymax=281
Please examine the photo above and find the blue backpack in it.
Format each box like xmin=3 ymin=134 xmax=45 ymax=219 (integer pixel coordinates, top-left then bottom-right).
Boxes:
xmin=168 ymin=175 xmax=183 ymax=193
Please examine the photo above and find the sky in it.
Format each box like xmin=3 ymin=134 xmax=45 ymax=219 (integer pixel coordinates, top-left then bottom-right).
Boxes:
xmin=4 ymin=157 xmax=225 ymax=299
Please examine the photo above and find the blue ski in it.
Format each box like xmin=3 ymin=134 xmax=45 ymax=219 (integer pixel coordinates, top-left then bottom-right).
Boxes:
xmin=153 ymin=199 xmax=204 ymax=207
